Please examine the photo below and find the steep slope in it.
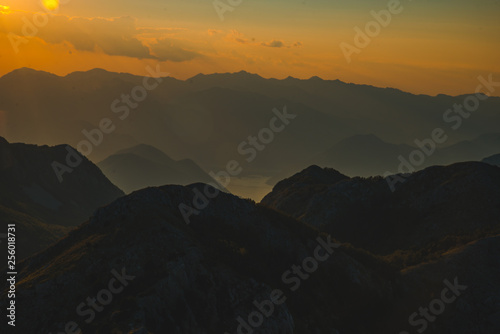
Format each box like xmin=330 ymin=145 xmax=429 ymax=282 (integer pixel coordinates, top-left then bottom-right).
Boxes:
xmin=97 ymin=144 xmax=215 ymax=193
xmin=0 ymin=137 xmax=124 ymax=226
xmin=262 ymin=162 xmax=500 ymax=257
xmin=0 ymin=137 xmax=124 ymax=258
xmin=0 ymin=204 xmax=72 ymax=260
xmin=385 ymin=235 xmax=500 ymax=333
xmin=1 ymin=184 xmax=394 ymax=334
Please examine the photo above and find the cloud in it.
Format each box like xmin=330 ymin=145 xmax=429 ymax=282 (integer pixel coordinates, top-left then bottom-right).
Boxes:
xmin=262 ymin=40 xmax=285 ymax=48
xmin=207 ymin=29 xmax=223 ymax=36
xmin=148 ymin=38 xmax=202 ymax=62
xmin=0 ymin=11 xmax=199 ymax=62
xmin=261 ymin=39 xmax=303 ymax=48
xmin=137 ymin=27 xmax=186 ymax=34
xmin=225 ymin=30 xmax=255 ymax=44
xmin=0 ymin=11 xmax=152 ymax=59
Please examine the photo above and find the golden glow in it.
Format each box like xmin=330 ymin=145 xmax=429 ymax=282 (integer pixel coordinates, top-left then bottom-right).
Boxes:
xmin=42 ymin=0 xmax=59 ymax=11
xmin=0 ymin=4 xmax=10 ymax=13
xmin=0 ymin=3 xmax=498 ymax=96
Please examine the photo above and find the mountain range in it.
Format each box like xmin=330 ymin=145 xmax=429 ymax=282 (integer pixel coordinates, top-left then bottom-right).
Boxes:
xmin=1 ymin=68 xmax=499 ymax=333
xmin=1 ymin=162 xmax=498 ymax=333
xmin=0 ymin=138 xmax=499 ymax=333
xmin=1 ymin=68 xmax=500 ymax=181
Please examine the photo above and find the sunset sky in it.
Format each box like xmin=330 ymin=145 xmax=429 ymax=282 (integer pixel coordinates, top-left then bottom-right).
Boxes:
xmin=0 ymin=0 xmax=499 ymax=95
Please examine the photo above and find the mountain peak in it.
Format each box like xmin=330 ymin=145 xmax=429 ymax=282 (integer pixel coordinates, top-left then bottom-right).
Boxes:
xmin=1 ymin=67 xmax=57 ymax=80
xmin=266 ymin=165 xmax=349 ymax=199
xmin=292 ymin=165 xmax=348 ymax=184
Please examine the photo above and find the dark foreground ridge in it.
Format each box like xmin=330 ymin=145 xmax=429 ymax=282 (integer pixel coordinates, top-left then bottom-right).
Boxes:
xmin=1 ymin=176 xmax=499 ymax=333
xmin=263 ymin=162 xmax=500 ymax=256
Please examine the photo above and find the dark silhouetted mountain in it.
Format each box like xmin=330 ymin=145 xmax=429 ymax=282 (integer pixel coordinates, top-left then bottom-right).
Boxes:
xmin=2 ymin=184 xmax=395 ymax=334
xmin=3 ymin=181 xmax=499 ymax=333
xmin=97 ymin=144 xmax=215 ymax=193
xmin=262 ymin=162 xmax=500 ymax=257
xmin=483 ymin=153 xmax=500 ymax=166
xmin=0 ymin=137 xmax=123 ymax=259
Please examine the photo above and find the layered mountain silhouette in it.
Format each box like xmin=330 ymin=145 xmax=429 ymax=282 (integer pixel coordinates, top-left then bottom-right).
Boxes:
xmin=98 ymin=144 xmax=215 ymax=193
xmin=1 ymin=67 xmax=500 ymax=333
xmin=1 ymin=68 xmax=499 ymax=181
xmin=0 ymin=137 xmax=123 ymax=259
xmin=2 ymin=174 xmax=499 ymax=333
xmin=269 ymin=132 xmax=500 ymax=181
xmin=483 ymin=153 xmax=500 ymax=166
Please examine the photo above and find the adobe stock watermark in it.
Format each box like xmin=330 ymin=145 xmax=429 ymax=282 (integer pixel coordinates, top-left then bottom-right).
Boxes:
xmin=340 ymin=0 xmax=407 ymax=64
xmin=384 ymin=73 xmax=500 ymax=192
xmin=8 ymin=0 xmax=72 ymax=54
xmin=178 ymin=105 xmax=296 ymax=224
xmin=398 ymin=277 xmax=467 ymax=334
xmin=213 ymin=0 xmax=244 ymax=21
xmin=225 ymin=235 xmax=340 ymax=334
xmin=51 ymin=64 xmax=169 ymax=183
xmin=48 ymin=267 xmax=135 ymax=334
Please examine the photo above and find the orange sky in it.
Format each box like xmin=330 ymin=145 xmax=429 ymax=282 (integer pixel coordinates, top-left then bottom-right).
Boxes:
xmin=1 ymin=0 xmax=499 ymax=96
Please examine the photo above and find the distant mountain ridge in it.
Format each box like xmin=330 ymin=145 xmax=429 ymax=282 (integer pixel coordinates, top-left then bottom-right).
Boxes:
xmin=268 ymin=132 xmax=500 ymax=181
xmin=1 ymin=68 xmax=499 ymax=182
xmin=97 ymin=144 xmax=215 ymax=193
xmin=483 ymin=153 xmax=500 ymax=166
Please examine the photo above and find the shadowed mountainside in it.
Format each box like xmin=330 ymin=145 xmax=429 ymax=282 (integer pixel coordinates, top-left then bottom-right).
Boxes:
xmin=1 ymin=184 xmax=395 ymax=334
xmin=0 ymin=137 xmax=123 ymax=259
xmin=2 ymin=180 xmax=499 ymax=333
xmin=262 ymin=162 xmax=500 ymax=260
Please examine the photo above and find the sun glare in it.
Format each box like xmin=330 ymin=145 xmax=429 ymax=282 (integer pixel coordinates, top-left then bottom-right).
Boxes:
xmin=0 ymin=5 xmax=10 ymax=13
xmin=42 ymin=0 xmax=59 ymax=11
